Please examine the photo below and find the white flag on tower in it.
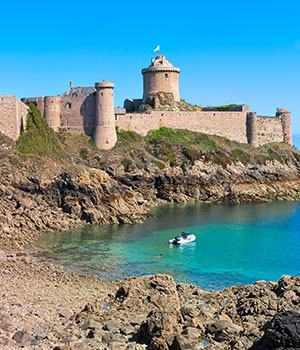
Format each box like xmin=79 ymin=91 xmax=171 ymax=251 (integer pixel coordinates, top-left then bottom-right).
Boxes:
xmin=154 ymin=45 xmax=160 ymax=52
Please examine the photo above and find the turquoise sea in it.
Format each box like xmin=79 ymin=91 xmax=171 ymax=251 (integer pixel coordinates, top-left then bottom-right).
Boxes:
xmin=31 ymin=201 xmax=300 ymax=290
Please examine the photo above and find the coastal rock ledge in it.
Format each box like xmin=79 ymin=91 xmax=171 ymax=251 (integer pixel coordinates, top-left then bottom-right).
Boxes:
xmin=2 ymin=158 xmax=300 ymax=251
xmin=1 ymin=252 xmax=300 ymax=350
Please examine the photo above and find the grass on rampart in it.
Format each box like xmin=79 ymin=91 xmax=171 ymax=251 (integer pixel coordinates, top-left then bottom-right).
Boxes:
xmin=116 ymin=128 xmax=141 ymax=143
xmin=203 ymin=104 xmax=238 ymax=111
xmin=17 ymin=104 xmax=66 ymax=160
xmin=14 ymin=114 xmax=300 ymax=173
xmin=147 ymin=127 xmax=216 ymax=150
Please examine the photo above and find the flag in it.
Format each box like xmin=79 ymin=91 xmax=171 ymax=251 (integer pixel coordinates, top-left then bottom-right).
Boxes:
xmin=154 ymin=45 xmax=160 ymax=52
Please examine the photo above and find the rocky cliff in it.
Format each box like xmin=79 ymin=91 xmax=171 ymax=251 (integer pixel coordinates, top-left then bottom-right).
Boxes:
xmin=1 ymin=104 xmax=300 ymax=250
xmin=1 ymin=105 xmax=300 ymax=349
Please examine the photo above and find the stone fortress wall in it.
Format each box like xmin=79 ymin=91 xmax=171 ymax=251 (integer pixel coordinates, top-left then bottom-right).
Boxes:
xmin=0 ymin=55 xmax=293 ymax=149
xmin=115 ymin=109 xmax=290 ymax=146
xmin=22 ymin=85 xmax=97 ymax=136
xmin=116 ymin=110 xmax=248 ymax=143
xmin=0 ymin=95 xmax=28 ymax=140
xmin=255 ymin=115 xmax=285 ymax=146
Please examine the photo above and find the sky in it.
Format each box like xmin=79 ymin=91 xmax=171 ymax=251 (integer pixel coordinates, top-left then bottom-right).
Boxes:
xmin=1 ymin=0 xmax=300 ymax=131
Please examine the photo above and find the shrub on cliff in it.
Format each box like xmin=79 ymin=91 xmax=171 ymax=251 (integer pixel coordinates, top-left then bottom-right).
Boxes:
xmin=116 ymin=129 xmax=141 ymax=143
xmin=232 ymin=149 xmax=251 ymax=164
xmin=121 ymin=158 xmax=135 ymax=172
xmin=17 ymin=104 xmax=66 ymax=160
xmin=182 ymin=148 xmax=201 ymax=163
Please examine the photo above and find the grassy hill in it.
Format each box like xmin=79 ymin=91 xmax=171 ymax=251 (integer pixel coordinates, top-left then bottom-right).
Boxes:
xmin=2 ymin=103 xmax=299 ymax=175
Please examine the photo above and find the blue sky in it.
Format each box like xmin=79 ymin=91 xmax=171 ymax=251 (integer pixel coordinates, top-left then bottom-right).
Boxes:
xmin=1 ymin=0 xmax=300 ymax=131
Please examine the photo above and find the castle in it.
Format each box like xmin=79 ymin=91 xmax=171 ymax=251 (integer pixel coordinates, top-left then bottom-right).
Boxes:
xmin=0 ymin=55 xmax=292 ymax=149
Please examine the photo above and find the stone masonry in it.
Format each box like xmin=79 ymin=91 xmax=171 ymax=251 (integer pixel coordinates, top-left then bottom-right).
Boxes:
xmin=0 ymin=55 xmax=293 ymax=148
xmin=0 ymin=96 xmax=28 ymax=140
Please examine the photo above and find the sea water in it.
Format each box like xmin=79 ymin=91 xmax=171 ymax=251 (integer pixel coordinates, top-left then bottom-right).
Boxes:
xmin=31 ymin=201 xmax=300 ymax=290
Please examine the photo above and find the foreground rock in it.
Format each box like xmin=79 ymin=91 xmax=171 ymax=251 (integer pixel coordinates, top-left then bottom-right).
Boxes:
xmin=1 ymin=252 xmax=299 ymax=350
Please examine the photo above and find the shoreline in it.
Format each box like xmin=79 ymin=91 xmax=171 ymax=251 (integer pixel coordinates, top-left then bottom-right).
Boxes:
xmin=1 ymin=248 xmax=300 ymax=349
xmin=1 ymin=131 xmax=300 ymax=348
xmin=2 ymin=196 xmax=300 ymax=349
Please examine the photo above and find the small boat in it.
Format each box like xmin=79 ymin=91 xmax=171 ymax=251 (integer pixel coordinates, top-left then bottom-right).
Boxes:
xmin=169 ymin=234 xmax=196 ymax=245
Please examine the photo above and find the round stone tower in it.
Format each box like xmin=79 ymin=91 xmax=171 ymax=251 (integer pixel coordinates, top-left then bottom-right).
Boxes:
xmin=93 ymin=80 xmax=117 ymax=150
xmin=276 ymin=108 xmax=292 ymax=146
xmin=142 ymin=55 xmax=180 ymax=102
xmin=44 ymin=96 xmax=61 ymax=131
xmin=246 ymin=112 xmax=258 ymax=147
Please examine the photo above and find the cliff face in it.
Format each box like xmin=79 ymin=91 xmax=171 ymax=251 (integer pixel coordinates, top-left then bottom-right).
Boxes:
xmin=1 ymin=154 xmax=300 ymax=251
xmin=1 ymin=105 xmax=300 ymax=250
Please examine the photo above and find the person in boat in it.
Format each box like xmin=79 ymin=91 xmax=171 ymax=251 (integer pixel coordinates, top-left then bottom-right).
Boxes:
xmin=181 ymin=231 xmax=188 ymax=239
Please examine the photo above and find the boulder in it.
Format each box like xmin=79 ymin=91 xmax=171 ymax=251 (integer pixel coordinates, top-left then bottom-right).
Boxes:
xmin=207 ymin=320 xmax=242 ymax=342
xmin=137 ymin=310 xmax=182 ymax=349
xmin=181 ymin=304 xmax=199 ymax=319
xmin=80 ymin=319 xmax=102 ymax=331
xmin=12 ymin=330 xmax=33 ymax=345
xmin=115 ymin=274 xmax=181 ymax=316
xmin=182 ymin=326 xmax=203 ymax=339
xmin=253 ymin=310 xmax=300 ymax=349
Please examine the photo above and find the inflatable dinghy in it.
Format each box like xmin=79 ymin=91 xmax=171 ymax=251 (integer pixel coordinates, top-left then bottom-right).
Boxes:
xmin=169 ymin=234 xmax=196 ymax=245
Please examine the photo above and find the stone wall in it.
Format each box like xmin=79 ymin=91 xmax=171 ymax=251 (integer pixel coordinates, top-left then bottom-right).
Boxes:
xmin=256 ymin=116 xmax=284 ymax=145
xmin=0 ymin=96 xmax=28 ymax=140
xmin=21 ymin=97 xmax=44 ymax=115
xmin=116 ymin=110 xmax=248 ymax=143
xmin=60 ymin=94 xmax=96 ymax=136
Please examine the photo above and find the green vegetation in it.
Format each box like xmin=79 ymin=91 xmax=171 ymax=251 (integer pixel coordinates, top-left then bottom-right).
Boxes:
xmin=13 ymin=111 xmax=299 ymax=174
xmin=293 ymin=152 xmax=300 ymax=162
xmin=213 ymin=150 xmax=232 ymax=168
xmin=161 ymin=153 xmax=176 ymax=166
xmin=147 ymin=127 xmax=195 ymax=145
xmin=79 ymin=148 xmax=88 ymax=160
xmin=17 ymin=104 xmax=66 ymax=160
xmin=215 ymin=104 xmax=238 ymax=111
xmin=116 ymin=129 xmax=141 ymax=142
xmin=121 ymin=158 xmax=134 ymax=172
xmin=151 ymin=160 xmax=165 ymax=170
xmin=147 ymin=127 xmax=216 ymax=150
xmin=145 ymin=147 xmax=155 ymax=156
xmin=182 ymin=148 xmax=201 ymax=163
xmin=9 ymin=156 xmax=19 ymax=166
xmin=232 ymin=149 xmax=251 ymax=163
xmin=198 ymin=136 xmax=216 ymax=150
xmin=158 ymin=146 xmax=173 ymax=156
xmin=88 ymin=137 xmax=97 ymax=148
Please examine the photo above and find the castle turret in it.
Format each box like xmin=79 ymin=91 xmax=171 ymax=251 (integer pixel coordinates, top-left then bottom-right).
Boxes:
xmin=276 ymin=108 xmax=292 ymax=146
xmin=247 ymin=112 xmax=258 ymax=147
xmin=93 ymin=80 xmax=117 ymax=150
xmin=142 ymin=55 xmax=180 ymax=102
xmin=44 ymin=96 xmax=61 ymax=131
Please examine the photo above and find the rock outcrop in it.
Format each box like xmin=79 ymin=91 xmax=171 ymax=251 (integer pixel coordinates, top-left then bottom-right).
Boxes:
xmin=1 ymin=155 xmax=300 ymax=250
xmin=1 ymin=250 xmax=300 ymax=349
